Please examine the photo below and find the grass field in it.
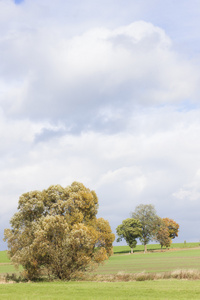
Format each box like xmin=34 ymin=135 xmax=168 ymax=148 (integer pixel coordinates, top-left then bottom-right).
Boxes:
xmin=0 ymin=251 xmax=10 ymax=263
xmin=1 ymin=244 xmax=200 ymax=299
xmin=1 ymin=281 xmax=200 ymax=299
xmin=0 ymin=243 xmax=200 ymax=275
xmin=113 ymin=242 xmax=200 ymax=254
xmin=96 ymin=248 xmax=200 ymax=274
xmin=0 ymin=251 xmax=23 ymax=275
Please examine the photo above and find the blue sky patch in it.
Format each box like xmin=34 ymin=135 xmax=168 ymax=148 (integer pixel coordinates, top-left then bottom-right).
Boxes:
xmin=14 ymin=0 xmax=24 ymax=4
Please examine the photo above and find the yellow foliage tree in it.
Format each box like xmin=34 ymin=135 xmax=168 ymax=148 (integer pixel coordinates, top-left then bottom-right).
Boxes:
xmin=155 ymin=217 xmax=179 ymax=250
xmin=162 ymin=218 xmax=179 ymax=239
xmin=4 ymin=182 xmax=115 ymax=280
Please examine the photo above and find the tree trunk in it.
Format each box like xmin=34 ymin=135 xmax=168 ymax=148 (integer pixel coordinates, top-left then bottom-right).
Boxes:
xmin=144 ymin=244 xmax=147 ymax=253
xmin=131 ymin=248 xmax=133 ymax=254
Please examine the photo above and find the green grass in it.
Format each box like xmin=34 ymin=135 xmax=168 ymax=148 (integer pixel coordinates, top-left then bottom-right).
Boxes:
xmin=0 ymin=251 xmax=10 ymax=263
xmin=113 ymin=242 xmax=200 ymax=254
xmin=96 ymin=248 xmax=200 ymax=274
xmin=1 ymin=245 xmax=200 ymax=299
xmin=0 ymin=264 xmax=22 ymax=275
xmin=0 ymin=251 xmax=23 ymax=275
xmin=1 ymin=281 xmax=200 ymax=299
xmin=1 ymin=243 xmax=200 ymax=276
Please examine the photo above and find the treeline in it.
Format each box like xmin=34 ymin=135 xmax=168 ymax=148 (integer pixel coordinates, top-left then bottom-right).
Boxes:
xmin=116 ymin=204 xmax=179 ymax=253
xmin=4 ymin=182 xmax=179 ymax=281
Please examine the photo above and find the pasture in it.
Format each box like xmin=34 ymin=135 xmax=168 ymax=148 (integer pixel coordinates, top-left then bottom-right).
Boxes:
xmin=1 ymin=281 xmax=200 ymax=299
xmin=0 ymin=243 xmax=200 ymax=299
xmin=96 ymin=248 xmax=200 ymax=275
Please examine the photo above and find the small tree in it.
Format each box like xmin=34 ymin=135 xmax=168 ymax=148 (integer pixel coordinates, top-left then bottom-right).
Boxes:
xmin=116 ymin=218 xmax=142 ymax=254
xmin=132 ymin=204 xmax=159 ymax=253
xmin=155 ymin=219 xmax=171 ymax=250
xmin=155 ymin=218 xmax=179 ymax=250
xmin=4 ymin=182 xmax=115 ymax=280
xmin=163 ymin=218 xmax=179 ymax=240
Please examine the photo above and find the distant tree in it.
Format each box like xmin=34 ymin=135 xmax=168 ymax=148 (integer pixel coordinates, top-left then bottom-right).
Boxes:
xmin=163 ymin=218 xmax=179 ymax=240
xmin=4 ymin=182 xmax=115 ymax=280
xmin=131 ymin=204 xmax=159 ymax=253
xmin=155 ymin=218 xmax=179 ymax=250
xmin=155 ymin=218 xmax=172 ymax=250
xmin=116 ymin=218 xmax=142 ymax=254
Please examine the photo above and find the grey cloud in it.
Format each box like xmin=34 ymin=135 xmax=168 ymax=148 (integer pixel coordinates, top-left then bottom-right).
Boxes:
xmin=34 ymin=127 xmax=67 ymax=143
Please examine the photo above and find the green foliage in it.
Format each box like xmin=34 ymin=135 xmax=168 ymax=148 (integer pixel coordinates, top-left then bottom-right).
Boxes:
xmin=131 ymin=204 xmax=159 ymax=252
xmin=4 ymin=182 xmax=115 ymax=280
xmin=116 ymin=218 xmax=142 ymax=253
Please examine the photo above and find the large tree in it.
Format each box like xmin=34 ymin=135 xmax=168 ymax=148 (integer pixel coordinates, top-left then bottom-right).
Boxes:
xmin=131 ymin=204 xmax=159 ymax=253
xmin=4 ymin=182 xmax=115 ymax=280
xmin=116 ymin=218 xmax=142 ymax=253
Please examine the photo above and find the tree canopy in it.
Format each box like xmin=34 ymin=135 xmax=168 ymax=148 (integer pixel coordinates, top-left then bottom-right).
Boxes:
xmin=155 ymin=218 xmax=172 ymax=249
xmin=4 ymin=182 xmax=115 ymax=280
xmin=116 ymin=218 xmax=142 ymax=253
xmin=155 ymin=218 xmax=179 ymax=249
xmin=163 ymin=218 xmax=179 ymax=239
xmin=131 ymin=204 xmax=159 ymax=253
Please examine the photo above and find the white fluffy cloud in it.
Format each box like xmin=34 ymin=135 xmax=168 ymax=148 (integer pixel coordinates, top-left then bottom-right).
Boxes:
xmin=1 ymin=0 xmax=200 ymax=249
xmin=0 ymin=11 xmax=198 ymax=130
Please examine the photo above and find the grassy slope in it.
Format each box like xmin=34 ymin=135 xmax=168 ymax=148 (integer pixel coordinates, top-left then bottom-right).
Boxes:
xmin=0 ymin=251 xmax=10 ymax=263
xmin=113 ymin=242 xmax=200 ymax=254
xmin=1 ymin=245 xmax=200 ymax=299
xmin=96 ymin=243 xmax=200 ymax=275
xmin=1 ymin=281 xmax=200 ymax=300
xmin=0 ymin=251 xmax=23 ymax=275
xmin=96 ymin=248 xmax=200 ymax=274
xmin=1 ymin=243 xmax=200 ymax=275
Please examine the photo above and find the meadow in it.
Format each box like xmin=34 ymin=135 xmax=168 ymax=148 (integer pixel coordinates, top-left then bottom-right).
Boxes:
xmin=1 ymin=281 xmax=200 ymax=300
xmin=95 ymin=242 xmax=200 ymax=275
xmin=0 ymin=243 xmax=200 ymax=299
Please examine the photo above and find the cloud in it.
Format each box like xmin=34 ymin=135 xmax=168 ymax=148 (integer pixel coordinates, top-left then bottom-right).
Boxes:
xmin=0 ymin=15 xmax=198 ymax=134
xmin=1 ymin=106 xmax=200 ymax=241
xmin=1 ymin=1 xmax=200 ymax=249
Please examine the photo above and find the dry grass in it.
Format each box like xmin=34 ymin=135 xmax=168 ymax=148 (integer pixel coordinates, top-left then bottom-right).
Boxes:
xmin=1 ymin=269 xmax=200 ymax=283
xmin=85 ymin=269 xmax=200 ymax=282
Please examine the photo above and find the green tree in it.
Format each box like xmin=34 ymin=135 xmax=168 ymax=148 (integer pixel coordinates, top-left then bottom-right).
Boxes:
xmin=116 ymin=218 xmax=142 ymax=253
xmin=4 ymin=182 xmax=115 ymax=280
xmin=131 ymin=204 xmax=159 ymax=253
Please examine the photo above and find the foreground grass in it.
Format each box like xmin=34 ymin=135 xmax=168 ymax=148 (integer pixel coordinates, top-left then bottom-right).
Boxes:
xmin=1 ymin=246 xmax=200 ymax=299
xmin=1 ymin=281 xmax=200 ymax=299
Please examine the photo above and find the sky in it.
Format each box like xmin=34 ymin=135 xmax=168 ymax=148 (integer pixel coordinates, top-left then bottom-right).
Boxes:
xmin=0 ymin=0 xmax=200 ymax=249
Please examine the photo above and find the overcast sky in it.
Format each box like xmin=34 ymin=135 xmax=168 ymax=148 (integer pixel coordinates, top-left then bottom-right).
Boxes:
xmin=1 ymin=0 xmax=200 ymax=249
